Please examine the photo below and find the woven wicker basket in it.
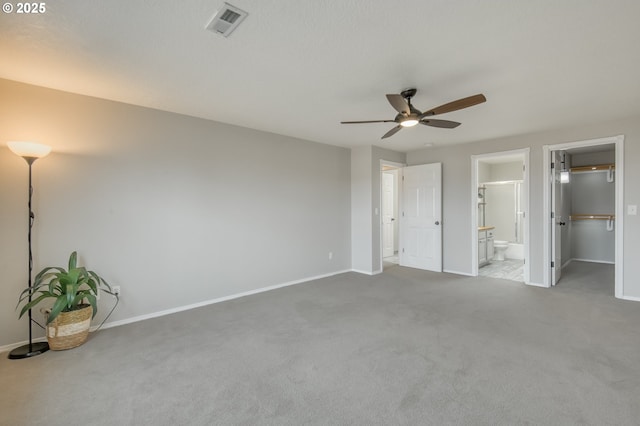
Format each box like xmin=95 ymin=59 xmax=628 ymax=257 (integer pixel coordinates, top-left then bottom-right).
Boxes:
xmin=46 ymin=305 xmax=92 ymax=350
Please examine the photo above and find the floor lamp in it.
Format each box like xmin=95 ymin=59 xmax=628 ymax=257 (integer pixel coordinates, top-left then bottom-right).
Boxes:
xmin=8 ymin=141 xmax=52 ymax=359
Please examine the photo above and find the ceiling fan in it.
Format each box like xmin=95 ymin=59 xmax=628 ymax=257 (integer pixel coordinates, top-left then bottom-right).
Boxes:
xmin=341 ymin=88 xmax=486 ymax=139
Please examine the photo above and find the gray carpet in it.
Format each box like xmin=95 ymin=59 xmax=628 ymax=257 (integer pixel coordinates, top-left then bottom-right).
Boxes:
xmin=1 ymin=264 xmax=639 ymax=425
xmin=556 ymin=260 xmax=615 ymax=295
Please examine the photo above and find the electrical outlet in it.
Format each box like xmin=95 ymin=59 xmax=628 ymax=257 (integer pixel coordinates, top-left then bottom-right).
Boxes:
xmin=628 ymin=205 xmax=638 ymax=215
xmin=112 ymin=286 xmax=121 ymax=297
xmin=328 ymin=251 xmax=333 ymax=260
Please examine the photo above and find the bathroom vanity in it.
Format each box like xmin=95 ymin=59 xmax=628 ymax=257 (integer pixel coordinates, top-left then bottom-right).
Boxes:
xmin=478 ymin=226 xmax=495 ymax=266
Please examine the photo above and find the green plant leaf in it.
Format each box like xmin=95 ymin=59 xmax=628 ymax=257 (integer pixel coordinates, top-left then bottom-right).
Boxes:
xmin=90 ymin=270 xmax=111 ymax=291
xmin=65 ymin=284 xmax=76 ymax=308
xmin=18 ymin=293 xmax=50 ymax=318
xmin=85 ymin=278 xmax=98 ymax=295
xmin=68 ymin=251 xmax=77 ymax=270
xmin=65 ymin=268 xmax=81 ymax=285
xmin=17 ymin=286 xmax=35 ymax=302
xmin=72 ymin=293 xmax=85 ymax=306
xmin=48 ymin=296 xmax=69 ymax=323
xmin=48 ymin=276 xmax=61 ymax=294
xmin=85 ymin=293 xmax=98 ymax=318
xmin=18 ymin=289 xmax=41 ymax=305
xmin=34 ymin=267 xmax=65 ymax=283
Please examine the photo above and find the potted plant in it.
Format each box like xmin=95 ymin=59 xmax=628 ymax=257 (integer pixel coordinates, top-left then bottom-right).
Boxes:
xmin=17 ymin=251 xmax=112 ymax=350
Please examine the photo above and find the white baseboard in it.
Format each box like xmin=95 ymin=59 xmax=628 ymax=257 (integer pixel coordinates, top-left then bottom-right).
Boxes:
xmin=443 ymin=269 xmax=474 ymax=277
xmin=93 ymin=268 xmax=352 ymax=332
xmin=556 ymin=258 xmax=615 ymax=271
xmin=351 ymin=268 xmax=377 ymax=275
xmin=0 ymin=336 xmax=48 ymax=355
xmin=572 ymin=258 xmax=615 ymax=265
xmin=621 ymin=295 xmax=640 ymax=302
xmin=525 ymin=281 xmax=548 ymax=288
xmin=1 ymin=269 xmax=351 ymax=354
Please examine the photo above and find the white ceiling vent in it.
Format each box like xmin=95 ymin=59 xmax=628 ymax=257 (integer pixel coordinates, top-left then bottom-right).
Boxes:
xmin=206 ymin=3 xmax=248 ymax=37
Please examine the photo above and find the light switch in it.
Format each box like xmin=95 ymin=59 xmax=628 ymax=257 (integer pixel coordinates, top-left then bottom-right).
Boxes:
xmin=628 ymin=205 xmax=638 ymax=215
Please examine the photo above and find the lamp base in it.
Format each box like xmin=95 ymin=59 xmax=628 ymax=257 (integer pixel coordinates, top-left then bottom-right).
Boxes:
xmin=8 ymin=341 xmax=49 ymax=359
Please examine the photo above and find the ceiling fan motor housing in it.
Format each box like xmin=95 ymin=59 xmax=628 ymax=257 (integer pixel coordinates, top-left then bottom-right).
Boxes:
xmin=400 ymin=88 xmax=417 ymax=100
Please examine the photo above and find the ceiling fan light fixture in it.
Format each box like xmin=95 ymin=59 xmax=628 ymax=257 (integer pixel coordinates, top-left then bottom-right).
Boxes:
xmin=340 ymin=89 xmax=486 ymax=139
xmin=400 ymin=118 xmax=419 ymax=127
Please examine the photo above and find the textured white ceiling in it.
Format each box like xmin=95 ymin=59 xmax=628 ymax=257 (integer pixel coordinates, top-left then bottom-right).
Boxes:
xmin=2 ymin=0 xmax=640 ymax=152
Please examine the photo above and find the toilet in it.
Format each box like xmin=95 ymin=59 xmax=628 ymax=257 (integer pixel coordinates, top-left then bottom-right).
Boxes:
xmin=493 ymin=240 xmax=509 ymax=261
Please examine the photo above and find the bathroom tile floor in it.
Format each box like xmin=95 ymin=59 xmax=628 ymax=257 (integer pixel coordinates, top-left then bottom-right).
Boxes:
xmin=383 ymin=254 xmax=399 ymax=269
xmin=479 ymin=259 xmax=524 ymax=282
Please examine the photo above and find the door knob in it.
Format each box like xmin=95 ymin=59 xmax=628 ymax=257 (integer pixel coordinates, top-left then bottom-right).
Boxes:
xmin=435 ymin=221 xmax=440 ymax=225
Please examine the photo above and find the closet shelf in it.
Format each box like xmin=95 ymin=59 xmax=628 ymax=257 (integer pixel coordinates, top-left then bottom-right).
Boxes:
xmin=570 ymin=163 xmax=615 ymax=173
xmin=570 ymin=214 xmax=615 ymax=220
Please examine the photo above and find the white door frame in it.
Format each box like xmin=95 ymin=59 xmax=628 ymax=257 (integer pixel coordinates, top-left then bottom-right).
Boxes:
xmin=379 ymin=160 xmax=406 ymax=272
xmin=542 ymin=135 xmax=625 ymax=298
xmin=471 ymin=148 xmax=530 ymax=283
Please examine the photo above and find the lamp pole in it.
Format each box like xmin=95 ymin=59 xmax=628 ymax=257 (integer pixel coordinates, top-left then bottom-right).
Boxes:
xmin=8 ymin=142 xmax=51 ymax=359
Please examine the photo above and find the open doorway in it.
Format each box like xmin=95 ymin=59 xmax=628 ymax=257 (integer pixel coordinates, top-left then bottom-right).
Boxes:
xmin=471 ymin=149 xmax=530 ymax=283
xmin=381 ymin=161 xmax=402 ymax=269
xmin=543 ymin=135 xmax=624 ymax=297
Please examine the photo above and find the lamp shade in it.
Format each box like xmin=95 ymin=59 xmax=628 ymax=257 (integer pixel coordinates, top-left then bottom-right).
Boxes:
xmin=7 ymin=141 xmax=52 ymax=159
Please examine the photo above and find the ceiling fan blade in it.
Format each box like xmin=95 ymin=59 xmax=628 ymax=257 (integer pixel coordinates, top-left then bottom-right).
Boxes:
xmin=420 ymin=119 xmax=461 ymax=129
xmin=381 ymin=125 xmax=402 ymax=139
xmin=420 ymin=94 xmax=486 ymax=118
xmin=341 ymin=120 xmax=396 ymax=124
xmin=386 ymin=94 xmax=410 ymax=115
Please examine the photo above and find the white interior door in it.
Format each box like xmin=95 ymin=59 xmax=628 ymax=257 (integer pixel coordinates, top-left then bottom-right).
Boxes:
xmin=400 ymin=163 xmax=442 ymax=271
xmin=382 ymin=171 xmax=395 ymax=258
xmin=551 ymin=151 xmax=563 ymax=285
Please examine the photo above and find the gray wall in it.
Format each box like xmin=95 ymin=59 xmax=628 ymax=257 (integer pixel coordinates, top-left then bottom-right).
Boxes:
xmin=478 ymin=162 xmax=491 ymax=184
xmin=350 ymin=145 xmax=406 ymax=274
xmin=571 ymin=149 xmax=615 ymax=167
xmin=0 ymin=79 xmax=351 ymax=348
xmin=571 ymin=172 xmax=615 ymax=215
xmin=351 ymin=146 xmax=373 ymax=273
xmin=406 ymin=116 xmax=640 ymax=296
xmin=489 ymin=162 xmax=523 ymax=182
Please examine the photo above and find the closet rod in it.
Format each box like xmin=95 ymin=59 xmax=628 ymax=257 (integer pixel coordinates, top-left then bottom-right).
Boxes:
xmin=570 ymin=214 xmax=615 ymax=220
xmin=570 ymin=163 xmax=614 ymax=173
